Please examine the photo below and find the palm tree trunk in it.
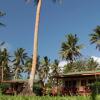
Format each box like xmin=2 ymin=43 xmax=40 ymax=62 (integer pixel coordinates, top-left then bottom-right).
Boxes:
xmin=14 ymin=67 xmax=18 ymax=80
xmin=28 ymin=0 xmax=42 ymax=91
xmin=1 ymin=66 xmax=3 ymax=81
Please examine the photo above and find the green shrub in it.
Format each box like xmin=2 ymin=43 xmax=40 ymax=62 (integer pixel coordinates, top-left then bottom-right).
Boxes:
xmin=0 ymin=83 xmax=10 ymax=93
xmin=89 ymin=82 xmax=100 ymax=100
xmin=90 ymin=82 xmax=100 ymax=94
xmin=33 ymin=84 xmax=43 ymax=96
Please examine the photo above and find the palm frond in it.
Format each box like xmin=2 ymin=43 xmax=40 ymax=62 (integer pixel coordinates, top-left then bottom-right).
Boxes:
xmin=60 ymin=33 xmax=83 ymax=62
xmin=0 ymin=11 xmax=6 ymax=17
xmin=0 ymin=22 xmax=5 ymax=27
xmin=90 ymin=26 xmax=100 ymax=51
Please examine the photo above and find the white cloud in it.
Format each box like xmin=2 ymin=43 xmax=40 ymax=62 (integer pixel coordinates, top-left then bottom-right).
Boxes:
xmin=91 ymin=56 xmax=100 ymax=64
xmin=58 ymin=60 xmax=67 ymax=67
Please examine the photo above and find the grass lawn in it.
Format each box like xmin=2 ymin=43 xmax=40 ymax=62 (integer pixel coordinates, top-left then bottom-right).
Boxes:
xmin=0 ymin=95 xmax=100 ymax=100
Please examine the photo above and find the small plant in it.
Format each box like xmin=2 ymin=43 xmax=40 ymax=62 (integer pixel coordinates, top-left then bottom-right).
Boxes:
xmin=0 ymin=83 xmax=10 ymax=94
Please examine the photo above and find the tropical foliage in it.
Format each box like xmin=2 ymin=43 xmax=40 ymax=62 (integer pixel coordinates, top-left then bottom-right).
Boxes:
xmin=60 ymin=34 xmax=83 ymax=63
xmin=0 ymin=10 xmax=5 ymax=26
xmin=12 ymin=48 xmax=28 ymax=79
xmin=63 ymin=58 xmax=99 ymax=73
xmin=50 ymin=59 xmax=60 ymax=76
xmin=1 ymin=2 xmax=100 ymax=95
xmin=24 ymin=57 xmax=32 ymax=79
xmin=38 ymin=56 xmax=50 ymax=87
xmin=90 ymin=25 xmax=100 ymax=51
xmin=1 ymin=48 xmax=10 ymax=80
xmin=0 ymin=42 xmax=11 ymax=81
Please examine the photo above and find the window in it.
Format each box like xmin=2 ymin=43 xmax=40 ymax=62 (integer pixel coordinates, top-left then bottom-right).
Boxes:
xmin=81 ymin=80 xmax=86 ymax=86
xmin=65 ymin=80 xmax=76 ymax=88
xmin=88 ymin=79 xmax=95 ymax=84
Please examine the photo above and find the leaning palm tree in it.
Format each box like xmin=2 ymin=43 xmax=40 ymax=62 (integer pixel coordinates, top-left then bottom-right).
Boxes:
xmin=90 ymin=25 xmax=100 ymax=51
xmin=13 ymin=48 xmax=28 ymax=79
xmin=60 ymin=34 xmax=83 ymax=63
xmin=28 ymin=0 xmax=42 ymax=91
xmin=28 ymin=0 xmax=62 ymax=92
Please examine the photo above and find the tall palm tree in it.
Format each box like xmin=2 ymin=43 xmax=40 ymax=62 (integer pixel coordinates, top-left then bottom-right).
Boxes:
xmin=13 ymin=48 xmax=28 ymax=79
xmin=25 ymin=0 xmax=62 ymax=92
xmin=28 ymin=0 xmax=42 ymax=91
xmin=90 ymin=25 xmax=100 ymax=51
xmin=60 ymin=34 xmax=83 ymax=63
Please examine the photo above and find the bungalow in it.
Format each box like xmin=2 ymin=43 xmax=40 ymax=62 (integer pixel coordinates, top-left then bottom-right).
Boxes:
xmin=52 ymin=70 xmax=100 ymax=96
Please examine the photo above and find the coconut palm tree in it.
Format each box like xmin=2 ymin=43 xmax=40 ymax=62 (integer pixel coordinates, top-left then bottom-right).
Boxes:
xmin=38 ymin=56 xmax=50 ymax=87
xmin=49 ymin=59 xmax=62 ymax=86
xmin=86 ymin=58 xmax=99 ymax=71
xmin=24 ymin=57 xmax=32 ymax=79
xmin=0 ymin=48 xmax=10 ymax=81
xmin=90 ymin=25 xmax=100 ymax=51
xmin=13 ymin=48 xmax=28 ymax=79
xmin=28 ymin=0 xmax=62 ymax=91
xmin=51 ymin=59 xmax=60 ymax=76
xmin=28 ymin=0 xmax=42 ymax=91
xmin=60 ymin=34 xmax=83 ymax=63
xmin=0 ymin=42 xmax=5 ymax=80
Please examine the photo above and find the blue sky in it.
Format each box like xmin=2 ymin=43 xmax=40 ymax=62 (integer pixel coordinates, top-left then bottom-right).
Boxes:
xmin=0 ymin=0 xmax=100 ymax=61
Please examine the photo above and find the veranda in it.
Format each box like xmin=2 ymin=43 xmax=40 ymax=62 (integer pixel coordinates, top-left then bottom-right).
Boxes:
xmin=52 ymin=70 xmax=100 ymax=96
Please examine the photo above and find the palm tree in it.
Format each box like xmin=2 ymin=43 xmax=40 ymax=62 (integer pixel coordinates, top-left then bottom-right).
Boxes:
xmin=60 ymin=34 xmax=83 ymax=63
xmin=38 ymin=56 xmax=50 ymax=88
xmin=51 ymin=59 xmax=60 ymax=76
xmin=28 ymin=0 xmax=42 ymax=91
xmin=86 ymin=58 xmax=99 ymax=71
xmin=90 ymin=25 xmax=100 ymax=51
xmin=13 ymin=48 xmax=28 ymax=79
xmin=25 ymin=57 xmax=32 ymax=79
xmin=25 ymin=56 xmax=40 ymax=79
xmin=0 ymin=48 xmax=10 ymax=81
xmin=28 ymin=0 xmax=61 ymax=91
xmin=63 ymin=59 xmax=86 ymax=73
xmin=50 ymin=59 xmax=61 ymax=86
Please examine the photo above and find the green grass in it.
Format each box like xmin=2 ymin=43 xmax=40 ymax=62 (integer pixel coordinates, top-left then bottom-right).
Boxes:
xmin=0 ymin=95 xmax=100 ymax=100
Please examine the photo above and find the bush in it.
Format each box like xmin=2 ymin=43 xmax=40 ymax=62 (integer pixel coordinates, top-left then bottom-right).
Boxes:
xmin=33 ymin=84 xmax=43 ymax=96
xmin=90 ymin=81 xmax=100 ymax=94
xmin=0 ymin=83 xmax=10 ymax=94
xmin=89 ymin=82 xmax=100 ymax=100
